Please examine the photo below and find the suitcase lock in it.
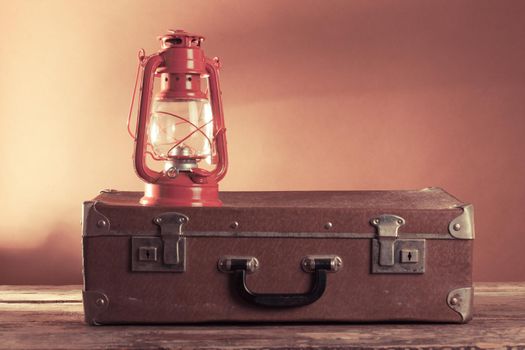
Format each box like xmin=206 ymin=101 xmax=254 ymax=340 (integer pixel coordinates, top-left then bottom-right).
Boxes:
xmin=131 ymin=212 xmax=188 ymax=272
xmin=370 ymin=214 xmax=425 ymax=274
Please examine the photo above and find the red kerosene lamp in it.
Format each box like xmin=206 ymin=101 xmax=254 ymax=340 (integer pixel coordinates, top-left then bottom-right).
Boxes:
xmin=129 ymin=30 xmax=228 ymax=207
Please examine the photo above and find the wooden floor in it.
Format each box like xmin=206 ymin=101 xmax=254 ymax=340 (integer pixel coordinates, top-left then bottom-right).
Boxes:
xmin=0 ymin=283 xmax=524 ymax=349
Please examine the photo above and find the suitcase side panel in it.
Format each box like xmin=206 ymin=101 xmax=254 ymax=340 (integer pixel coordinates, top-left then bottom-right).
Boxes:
xmin=85 ymin=203 xmax=462 ymax=237
xmin=83 ymin=235 xmax=472 ymax=324
xmin=87 ymin=189 xmax=465 ymax=237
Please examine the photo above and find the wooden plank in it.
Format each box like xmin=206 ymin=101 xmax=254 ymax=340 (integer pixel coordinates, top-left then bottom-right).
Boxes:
xmin=0 ymin=283 xmax=524 ymax=350
xmin=0 ymin=285 xmax=81 ymax=303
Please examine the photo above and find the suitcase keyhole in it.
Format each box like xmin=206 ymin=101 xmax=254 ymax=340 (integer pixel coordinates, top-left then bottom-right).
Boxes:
xmin=407 ymin=252 xmax=412 ymax=261
xmin=146 ymin=251 xmax=150 ymax=259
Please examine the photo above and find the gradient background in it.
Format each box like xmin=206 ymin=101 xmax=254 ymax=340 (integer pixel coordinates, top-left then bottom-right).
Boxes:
xmin=0 ymin=0 xmax=524 ymax=284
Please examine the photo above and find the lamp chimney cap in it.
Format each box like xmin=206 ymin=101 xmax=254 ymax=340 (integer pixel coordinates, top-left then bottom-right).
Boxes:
xmin=159 ymin=29 xmax=205 ymax=49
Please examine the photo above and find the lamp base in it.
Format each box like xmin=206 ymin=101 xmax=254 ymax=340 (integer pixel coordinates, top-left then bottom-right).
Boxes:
xmin=140 ymin=180 xmax=222 ymax=207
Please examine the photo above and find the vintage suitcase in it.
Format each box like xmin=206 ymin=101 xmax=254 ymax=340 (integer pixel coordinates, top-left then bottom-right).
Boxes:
xmin=82 ymin=187 xmax=474 ymax=324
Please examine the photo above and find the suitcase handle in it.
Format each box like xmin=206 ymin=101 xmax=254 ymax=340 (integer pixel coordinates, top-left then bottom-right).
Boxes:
xmin=218 ymin=255 xmax=341 ymax=307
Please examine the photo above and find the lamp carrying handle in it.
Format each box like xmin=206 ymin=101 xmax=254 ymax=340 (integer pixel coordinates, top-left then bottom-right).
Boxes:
xmin=206 ymin=58 xmax=228 ymax=182
xmin=134 ymin=53 xmax=164 ymax=183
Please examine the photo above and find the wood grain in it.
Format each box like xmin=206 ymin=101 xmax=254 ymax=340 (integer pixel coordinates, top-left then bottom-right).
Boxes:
xmin=0 ymin=283 xmax=524 ymax=350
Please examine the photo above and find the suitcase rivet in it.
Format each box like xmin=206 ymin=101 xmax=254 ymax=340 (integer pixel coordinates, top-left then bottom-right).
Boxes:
xmin=333 ymin=256 xmax=343 ymax=270
xmin=397 ymin=219 xmax=403 ymax=224
xmin=450 ymin=296 xmax=459 ymax=306
xmin=372 ymin=218 xmax=380 ymax=225
xmin=453 ymin=223 xmax=461 ymax=231
xmin=178 ymin=217 xmax=186 ymax=223
xmin=230 ymin=221 xmax=239 ymax=229
xmin=324 ymin=222 xmax=333 ymax=230
xmin=302 ymin=257 xmax=316 ymax=272
xmin=96 ymin=219 xmax=107 ymax=228
xmin=95 ymin=298 xmax=106 ymax=307
xmin=154 ymin=217 xmax=163 ymax=224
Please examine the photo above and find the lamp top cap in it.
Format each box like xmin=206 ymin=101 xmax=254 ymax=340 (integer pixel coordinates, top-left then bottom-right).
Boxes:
xmin=159 ymin=29 xmax=205 ymax=49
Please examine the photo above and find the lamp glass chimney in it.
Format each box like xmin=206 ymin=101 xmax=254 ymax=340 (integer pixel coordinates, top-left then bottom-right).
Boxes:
xmin=148 ymin=96 xmax=214 ymax=165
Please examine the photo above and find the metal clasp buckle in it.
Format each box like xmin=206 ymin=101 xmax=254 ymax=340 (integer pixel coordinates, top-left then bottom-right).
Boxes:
xmin=370 ymin=214 xmax=425 ymax=274
xmin=131 ymin=212 xmax=188 ymax=272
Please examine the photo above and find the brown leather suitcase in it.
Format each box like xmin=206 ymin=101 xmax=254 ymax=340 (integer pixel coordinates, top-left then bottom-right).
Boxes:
xmin=82 ymin=188 xmax=474 ymax=324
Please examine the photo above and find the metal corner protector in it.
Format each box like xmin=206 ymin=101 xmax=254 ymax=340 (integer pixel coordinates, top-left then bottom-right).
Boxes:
xmin=447 ymin=287 xmax=474 ymax=323
xmin=83 ymin=290 xmax=109 ymax=326
xmin=448 ymin=203 xmax=475 ymax=239
xmin=82 ymin=201 xmax=95 ymax=236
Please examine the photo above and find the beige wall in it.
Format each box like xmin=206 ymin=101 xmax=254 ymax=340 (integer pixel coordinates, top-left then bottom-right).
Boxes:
xmin=0 ymin=0 xmax=524 ymax=283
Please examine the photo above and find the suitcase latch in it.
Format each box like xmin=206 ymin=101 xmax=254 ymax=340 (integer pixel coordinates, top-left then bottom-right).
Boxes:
xmin=370 ymin=214 xmax=425 ymax=274
xmin=131 ymin=212 xmax=188 ymax=272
